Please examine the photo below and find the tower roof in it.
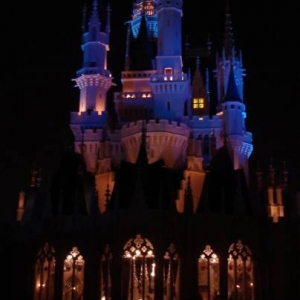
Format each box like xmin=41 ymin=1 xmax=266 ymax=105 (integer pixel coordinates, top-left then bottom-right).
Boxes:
xmin=223 ymin=64 xmax=242 ymax=102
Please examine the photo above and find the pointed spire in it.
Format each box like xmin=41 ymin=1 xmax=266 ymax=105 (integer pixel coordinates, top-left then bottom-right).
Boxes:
xmin=89 ymin=0 xmax=101 ymax=30
xmin=206 ymin=33 xmax=212 ymax=57
xmin=82 ymin=4 xmax=87 ymax=34
xmin=105 ymin=3 xmax=111 ymax=35
xmin=136 ymin=120 xmax=149 ymax=173
xmin=268 ymin=158 xmax=275 ymax=187
xmin=282 ymin=160 xmax=289 ymax=189
xmin=184 ymin=176 xmax=194 ymax=215
xmin=125 ymin=22 xmax=131 ymax=70
xmin=30 ymin=161 xmax=38 ymax=188
xmin=223 ymin=63 xmax=242 ymax=102
xmin=223 ymin=0 xmax=235 ymax=59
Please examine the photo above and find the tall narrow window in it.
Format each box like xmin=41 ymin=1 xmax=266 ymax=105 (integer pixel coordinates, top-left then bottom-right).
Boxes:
xmin=227 ymin=240 xmax=254 ymax=300
xmin=100 ymin=244 xmax=112 ymax=300
xmin=198 ymin=245 xmax=220 ymax=300
xmin=122 ymin=234 xmax=155 ymax=300
xmin=63 ymin=247 xmax=85 ymax=300
xmin=163 ymin=243 xmax=180 ymax=300
xmin=34 ymin=243 xmax=55 ymax=300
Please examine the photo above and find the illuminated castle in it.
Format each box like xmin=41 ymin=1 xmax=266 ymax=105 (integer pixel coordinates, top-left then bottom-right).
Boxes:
xmin=8 ymin=1 xmax=300 ymax=300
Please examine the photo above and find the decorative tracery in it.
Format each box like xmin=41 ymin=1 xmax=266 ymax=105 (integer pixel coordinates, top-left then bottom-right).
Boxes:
xmin=163 ymin=243 xmax=180 ymax=300
xmin=227 ymin=240 xmax=254 ymax=300
xmin=34 ymin=243 xmax=55 ymax=300
xmin=100 ymin=244 xmax=113 ymax=300
xmin=122 ymin=234 xmax=155 ymax=300
xmin=198 ymin=245 xmax=220 ymax=300
xmin=62 ymin=247 xmax=85 ymax=300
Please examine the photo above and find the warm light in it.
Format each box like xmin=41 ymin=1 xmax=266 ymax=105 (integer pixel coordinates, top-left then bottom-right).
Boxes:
xmin=193 ymin=98 xmax=204 ymax=109
xmin=236 ymin=285 xmax=240 ymax=289
xmin=151 ymin=263 xmax=156 ymax=277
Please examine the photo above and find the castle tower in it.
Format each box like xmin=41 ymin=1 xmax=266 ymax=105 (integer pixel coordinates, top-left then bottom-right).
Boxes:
xmin=69 ymin=1 xmax=115 ymax=173
xmin=149 ymin=0 xmax=190 ymax=120
xmin=221 ymin=64 xmax=253 ymax=177
xmin=215 ymin=1 xmax=245 ymax=112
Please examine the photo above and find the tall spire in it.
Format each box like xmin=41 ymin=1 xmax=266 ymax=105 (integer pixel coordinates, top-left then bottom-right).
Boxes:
xmin=223 ymin=0 xmax=235 ymax=59
xmin=89 ymin=0 xmax=101 ymax=28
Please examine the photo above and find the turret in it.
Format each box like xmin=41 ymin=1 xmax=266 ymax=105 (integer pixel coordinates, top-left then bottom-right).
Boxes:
xmin=221 ymin=64 xmax=253 ymax=174
xmin=70 ymin=0 xmax=116 ymax=173
xmin=73 ymin=0 xmax=114 ymax=114
xmin=149 ymin=0 xmax=190 ymax=120
xmin=215 ymin=1 xmax=245 ymax=112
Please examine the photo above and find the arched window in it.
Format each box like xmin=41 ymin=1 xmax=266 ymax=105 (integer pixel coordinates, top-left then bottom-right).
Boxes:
xmin=227 ymin=240 xmax=254 ymax=300
xmin=163 ymin=243 xmax=180 ymax=300
xmin=34 ymin=243 xmax=55 ymax=300
xmin=62 ymin=247 xmax=85 ymax=300
xmin=122 ymin=234 xmax=155 ymax=300
xmin=198 ymin=245 xmax=220 ymax=300
xmin=100 ymin=244 xmax=113 ymax=300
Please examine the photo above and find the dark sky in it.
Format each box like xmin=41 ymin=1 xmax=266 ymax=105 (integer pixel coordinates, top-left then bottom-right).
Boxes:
xmin=1 ymin=0 xmax=299 ymax=223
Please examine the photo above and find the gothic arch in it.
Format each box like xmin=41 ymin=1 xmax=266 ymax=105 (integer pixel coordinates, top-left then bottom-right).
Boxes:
xmin=34 ymin=242 xmax=55 ymax=300
xmin=163 ymin=243 xmax=180 ymax=300
xmin=198 ymin=245 xmax=220 ymax=300
xmin=121 ymin=234 xmax=155 ymax=300
xmin=227 ymin=240 xmax=254 ymax=300
xmin=62 ymin=247 xmax=85 ymax=300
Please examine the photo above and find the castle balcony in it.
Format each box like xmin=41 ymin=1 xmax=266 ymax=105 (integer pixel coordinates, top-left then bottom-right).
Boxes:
xmin=150 ymin=73 xmax=187 ymax=82
xmin=116 ymin=92 xmax=153 ymax=100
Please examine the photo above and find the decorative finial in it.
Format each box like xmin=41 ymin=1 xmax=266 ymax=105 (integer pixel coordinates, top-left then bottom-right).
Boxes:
xmin=196 ymin=56 xmax=200 ymax=69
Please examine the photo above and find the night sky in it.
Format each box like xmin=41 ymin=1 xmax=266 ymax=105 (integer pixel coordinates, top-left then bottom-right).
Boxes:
xmin=1 ymin=0 xmax=299 ymax=223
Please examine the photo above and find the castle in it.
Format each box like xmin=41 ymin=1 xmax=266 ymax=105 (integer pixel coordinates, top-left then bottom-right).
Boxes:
xmin=5 ymin=1 xmax=300 ymax=300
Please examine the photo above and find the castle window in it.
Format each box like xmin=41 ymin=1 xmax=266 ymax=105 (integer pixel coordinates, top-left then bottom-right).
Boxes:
xmin=163 ymin=243 xmax=180 ymax=300
xmin=227 ymin=240 xmax=255 ymax=300
xmin=62 ymin=247 xmax=85 ymax=300
xmin=34 ymin=243 xmax=55 ymax=300
xmin=198 ymin=245 xmax=220 ymax=300
xmin=164 ymin=67 xmax=173 ymax=75
xmin=100 ymin=244 xmax=113 ymax=300
xmin=121 ymin=234 xmax=155 ymax=300
xmin=167 ymin=101 xmax=171 ymax=111
xmin=193 ymin=98 xmax=204 ymax=109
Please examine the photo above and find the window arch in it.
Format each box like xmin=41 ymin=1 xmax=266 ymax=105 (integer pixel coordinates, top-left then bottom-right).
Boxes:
xmin=62 ymin=247 xmax=85 ymax=300
xmin=163 ymin=243 xmax=180 ymax=300
xmin=198 ymin=245 xmax=220 ymax=300
xmin=100 ymin=244 xmax=113 ymax=300
xmin=34 ymin=243 xmax=55 ymax=300
xmin=121 ymin=234 xmax=155 ymax=300
xmin=227 ymin=240 xmax=254 ymax=300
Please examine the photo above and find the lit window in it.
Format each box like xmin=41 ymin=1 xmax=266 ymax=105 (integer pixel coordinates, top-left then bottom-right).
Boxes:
xmin=164 ymin=243 xmax=180 ymax=300
xmin=34 ymin=243 xmax=55 ymax=300
xmin=164 ymin=67 xmax=173 ymax=75
xmin=62 ymin=247 xmax=85 ymax=300
xmin=193 ymin=98 xmax=205 ymax=109
xmin=100 ymin=245 xmax=113 ymax=300
xmin=227 ymin=240 xmax=255 ymax=300
xmin=121 ymin=234 xmax=155 ymax=300
xmin=198 ymin=245 xmax=220 ymax=300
